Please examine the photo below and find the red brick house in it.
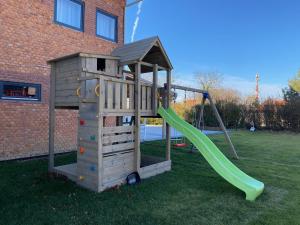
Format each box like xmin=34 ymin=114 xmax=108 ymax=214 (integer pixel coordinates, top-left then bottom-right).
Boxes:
xmin=0 ymin=0 xmax=126 ymax=160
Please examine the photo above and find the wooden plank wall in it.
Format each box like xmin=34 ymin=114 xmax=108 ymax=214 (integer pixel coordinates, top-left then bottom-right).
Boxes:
xmin=102 ymin=126 xmax=134 ymax=154
xmin=101 ymin=125 xmax=135 ymax=189
xmin=102 ymin=151 xmax=134 ymax=188
xmin=100 ymin=76 xmax=154 ymax=116
xmin=55 ymin=56 xmax=80 ymax=107
xmin=54 ymin=56 xmax=119 ymax=108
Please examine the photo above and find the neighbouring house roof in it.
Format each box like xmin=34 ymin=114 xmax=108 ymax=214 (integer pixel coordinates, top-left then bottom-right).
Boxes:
xmin=112 ymin=36 xmax=173 ymax=73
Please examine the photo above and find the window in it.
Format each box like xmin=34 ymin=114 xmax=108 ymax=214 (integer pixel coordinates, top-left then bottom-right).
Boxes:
xmin=97 ymin=58 xmax=106 ymax=71
xmin=0 ymin=81 xmax=41 ymax=102
xmin=96 ymin=9 xmax=118 ymax=42
xmin=54 ymin=0 xmax=84 ymax=31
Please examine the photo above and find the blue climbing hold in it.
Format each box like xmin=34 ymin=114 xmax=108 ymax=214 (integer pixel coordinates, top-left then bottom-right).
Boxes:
xmin=90 ymin=165 xmax=96 ymax=172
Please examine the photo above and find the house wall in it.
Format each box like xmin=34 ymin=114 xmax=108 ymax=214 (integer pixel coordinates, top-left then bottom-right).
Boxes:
xmin=0 ymin=0 xmax=125 ymax=160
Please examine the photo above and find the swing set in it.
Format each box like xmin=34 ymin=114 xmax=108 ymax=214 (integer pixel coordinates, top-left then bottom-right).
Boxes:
xmin=170 ymin=84 xmax=238 ymax=159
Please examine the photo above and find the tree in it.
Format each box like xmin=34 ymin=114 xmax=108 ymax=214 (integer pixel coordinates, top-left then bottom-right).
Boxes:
xmin=242 ymin=95 xmax=262 ymax=129
xmin=194 ymin=71 xmax=223 ymax=90
xmin=282 ymin=85 xmax=300 ymax=131
xmin=289 ymin=71 xmax=300 ymax=93
xmin=283 ymin=86 xmax=299 ymax=102
xmin=210 ymin=88 xmax=241 ymax=103
xmin=261 ymin=98 xmax=285 ymax=130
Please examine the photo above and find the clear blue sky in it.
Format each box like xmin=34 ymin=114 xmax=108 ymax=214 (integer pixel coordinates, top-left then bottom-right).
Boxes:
xmin=125 ymin=0 xmax=300 ymax=98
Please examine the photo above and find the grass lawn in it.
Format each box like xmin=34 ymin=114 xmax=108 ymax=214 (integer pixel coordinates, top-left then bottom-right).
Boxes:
xmin=1 ymin=130 xmax=300 ymax=225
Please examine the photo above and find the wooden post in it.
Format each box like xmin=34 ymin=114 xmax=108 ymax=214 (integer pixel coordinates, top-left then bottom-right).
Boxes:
xmin=134 ymin=62 xmax=141 ymax=171
xmin=48 ymin=63 xmax=56 ymax=172
xmin=119 ymin=66 xmax=125 ymax=79
xmin=162 ymin=121 xmax=166 ymax=139
xmin=166 ymin=69 xmax=171 ymax=161
xmin=207 ymin=94 xmax=239 ymax=159
xmin=97 ymin=77 xmax=105 ymax=191
xmin=152 ymin=64 xmax=158 ymax=115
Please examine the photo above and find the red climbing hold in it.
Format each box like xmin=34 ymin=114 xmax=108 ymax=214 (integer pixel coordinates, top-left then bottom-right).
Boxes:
xmin=80 ymin=119 xmax=85 ymax=125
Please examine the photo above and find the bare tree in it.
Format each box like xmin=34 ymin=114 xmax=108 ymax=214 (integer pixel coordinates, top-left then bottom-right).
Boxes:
xmin=210 ymin=88 xmax=241 ymax=103
xmin=194 ymin=71 xmax=223 ymax=90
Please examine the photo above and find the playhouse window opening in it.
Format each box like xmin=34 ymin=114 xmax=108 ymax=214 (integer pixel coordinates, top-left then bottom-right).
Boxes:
xmin=97 ymin=58 xmax=106 ymax=71
xmin=0 ymin=81 xmax=41 ymax=102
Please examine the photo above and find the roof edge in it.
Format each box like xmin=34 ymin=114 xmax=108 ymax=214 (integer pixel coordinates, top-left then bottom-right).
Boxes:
xmin=47 ymin=52 xmax=120 ymax=63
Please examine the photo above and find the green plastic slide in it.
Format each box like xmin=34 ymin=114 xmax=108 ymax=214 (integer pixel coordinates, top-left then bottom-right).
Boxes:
xmin=158 ymin=107 xmax=264 ymax=201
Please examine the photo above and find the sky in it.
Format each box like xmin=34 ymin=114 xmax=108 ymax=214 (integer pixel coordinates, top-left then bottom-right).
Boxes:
xmin=125 ymin=0 xmax=300 ymax=99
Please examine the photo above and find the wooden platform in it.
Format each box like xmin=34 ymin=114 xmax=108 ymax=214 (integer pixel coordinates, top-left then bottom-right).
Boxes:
xmin=140 ymin=155 xmax=171 ymax=179
xmin=54 ymin=155 xmax=171 ymax=188
xmin=54 ymin=163 xmax=77 ymax=182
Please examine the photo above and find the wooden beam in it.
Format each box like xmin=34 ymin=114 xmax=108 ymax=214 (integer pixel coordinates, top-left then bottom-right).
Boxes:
xmin=207 ymin=94 xmax=239 ymax=159
xmin=134 ymin=62 xmax=141 ymax=171
xmin=166 ymin=69 xmax=171 ymax=161
xmin=140 ymin=61 xmax=154 ymax=68
xmin=140 ymin=61 xmax=168 ymax=71
xmin=171 ymin=84 xmax=207 ymax=94
xmin=157 ymin=65 xmax=167 ymax=71
xmin=81 ymin=68 xmax=118 ymax=77
xmin=119 ymin=60 xmax=138 ymax=66
xmin=118 ymin=66 xmax=124 ymax=78
xmin=122 ymin=70 xmax=135 ymax=75
xmin=162 ymin=121 xmax=166 ymax=139
xmin=48 ymin=62 xmax=56 ymax=172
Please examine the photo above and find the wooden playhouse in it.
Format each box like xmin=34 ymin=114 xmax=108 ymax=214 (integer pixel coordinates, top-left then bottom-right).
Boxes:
xmin=47 ymin=37 xmax=173 ymax=192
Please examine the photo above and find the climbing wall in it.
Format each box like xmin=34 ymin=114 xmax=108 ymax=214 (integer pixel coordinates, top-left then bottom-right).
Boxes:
xmin=76 ymin=79 xmax=100 ymax=191
xmin=76 ymin=77 xmax=136 ymax=191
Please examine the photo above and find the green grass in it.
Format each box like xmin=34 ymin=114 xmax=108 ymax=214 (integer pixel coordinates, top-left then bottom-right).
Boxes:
xmin=1 ymin=130 xmax=300 ymax=225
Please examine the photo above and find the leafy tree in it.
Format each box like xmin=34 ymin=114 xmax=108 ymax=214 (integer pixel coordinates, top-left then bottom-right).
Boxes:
xmin=289 ymin=71 xmax=300 ymax=93
xmin=281 ymin=85 xmax=300 ymax=131
xmin=283 ymin=86 xmax=299 ymax=102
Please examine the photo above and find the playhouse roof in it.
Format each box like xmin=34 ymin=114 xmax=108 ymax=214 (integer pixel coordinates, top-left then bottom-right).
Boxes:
xmin=112 ymin=36 xmax=173 ymax=73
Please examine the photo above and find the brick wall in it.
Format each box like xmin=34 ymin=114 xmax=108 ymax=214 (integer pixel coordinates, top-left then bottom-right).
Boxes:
xmin=0 ymin=0 xmax=126 ymax=160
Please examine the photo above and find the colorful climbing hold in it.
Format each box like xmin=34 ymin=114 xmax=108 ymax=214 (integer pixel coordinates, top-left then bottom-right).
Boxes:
xmin=80 ymin=119 xmax=85 ymax=125
xmin=90 ymin=165 xmax=96 ymax=172
xmin=90 ymin=135 xmax=96 ymax=141
xmin=79 ymin=176 xmax=84 ymax=181
xmin=79 ymin=147 xmax=85 ymax=154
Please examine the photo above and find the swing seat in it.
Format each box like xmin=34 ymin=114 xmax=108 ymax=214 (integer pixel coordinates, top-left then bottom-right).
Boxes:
xmin=174 ymin=143 xmax=187 ymax=148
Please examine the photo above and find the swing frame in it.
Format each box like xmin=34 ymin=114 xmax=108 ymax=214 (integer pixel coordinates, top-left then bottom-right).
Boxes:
xmin=170 ymin=84 xmax=239 ymax=159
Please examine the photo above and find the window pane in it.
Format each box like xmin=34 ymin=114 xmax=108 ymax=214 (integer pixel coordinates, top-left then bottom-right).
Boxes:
xmin=56 ymin=0 xmax=82 ymax=29
xmin=97 ymin=11 xmax=116 ymax=41
xmin=1 ymin=82 xmax=41 ymax=101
